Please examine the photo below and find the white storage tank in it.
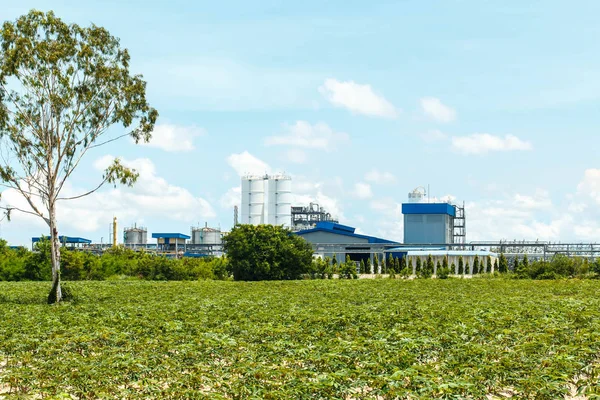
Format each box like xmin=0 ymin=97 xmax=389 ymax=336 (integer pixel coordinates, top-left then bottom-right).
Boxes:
xmin=124 ymin=225 xmax=148 ymax=245
xmin=191 ymin=224 xmax=222 ymax=245
xmin=241 ymin=174 xmax=292 ymax=228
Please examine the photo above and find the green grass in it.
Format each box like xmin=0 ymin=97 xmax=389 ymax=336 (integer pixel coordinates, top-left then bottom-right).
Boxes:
xmin=1 ymin=279 xmax=600 ymax=399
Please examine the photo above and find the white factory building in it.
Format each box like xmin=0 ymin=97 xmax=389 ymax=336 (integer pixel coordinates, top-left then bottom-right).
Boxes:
xmin=241 ymin=174 xmax=292 ymax=228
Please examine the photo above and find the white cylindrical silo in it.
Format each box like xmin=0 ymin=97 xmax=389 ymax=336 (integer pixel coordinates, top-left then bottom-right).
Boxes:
xmin=240 ymin=174 xmax=292 ymax=227
xmin=274 ymin=176 xmax=292 ymax=228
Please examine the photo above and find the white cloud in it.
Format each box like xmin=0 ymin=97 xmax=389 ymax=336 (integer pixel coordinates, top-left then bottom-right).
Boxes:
xmin=369 ymin=197 xmax=403 ymax=241
xmin=451 ymin=133 xmax=532 ymax=155
xmin=420 ymin=129 xmax=448 ymax=143
xmin=354 ymin=182 xmax=373 ymax=199
xmin=319 ymin=78 xmax=398 ymax=118
xmin=370 ymin=197 xmax=402 ymax=218
xmin=138 ymin=124 xmax=205 ymax=152
xmin=420 ymin=97 xmax=456 ymax=123
xmin=291 ymin=176 xmax=345 ymax=222
xmin=226 ymin=151 xmax=271 ymax=176
xmin=264 ymin=121 xmax=349 ymax=150
xmin=365 ymin=169 xmax=397 ymax=185
xmin=1 ymin=156 xmax=216 ymax=243
xmin=286 ymin=149 xmax=308 ymax=164
xmin=220 ymin=186 xmax=241 ymax=210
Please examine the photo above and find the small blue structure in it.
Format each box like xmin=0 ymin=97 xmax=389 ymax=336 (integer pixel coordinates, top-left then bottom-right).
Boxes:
xmin=31 ymin=236 xmax=92 ymax=250
xmin=152 ymin=233 xmax=190 ymax=254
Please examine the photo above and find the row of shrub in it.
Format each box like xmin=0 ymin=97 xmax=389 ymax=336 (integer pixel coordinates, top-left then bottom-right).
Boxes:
xmin=0 ymin=240 xmax=228 ymax=281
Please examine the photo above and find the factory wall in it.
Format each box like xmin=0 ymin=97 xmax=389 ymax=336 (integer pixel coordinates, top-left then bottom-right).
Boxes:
xmin=406 ymin=254 xmax=498 ymax=275
xmin=298 ymin=231 xmax=369 ymax=262
xmin=404 ymin=214 xmax=454 ymax=244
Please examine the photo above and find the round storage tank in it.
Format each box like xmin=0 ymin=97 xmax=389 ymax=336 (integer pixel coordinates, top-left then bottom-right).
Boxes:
xmin=191 ymin=227 xmax=222 ymax=245
xmin=124 ymin=227 xmax=147 ymax=245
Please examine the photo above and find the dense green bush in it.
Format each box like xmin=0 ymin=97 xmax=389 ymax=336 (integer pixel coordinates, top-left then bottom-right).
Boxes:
xmin=223 ymin=224 xmax=313 ymax=281
xmin=0 ymin=239 xmax=229 ymax=282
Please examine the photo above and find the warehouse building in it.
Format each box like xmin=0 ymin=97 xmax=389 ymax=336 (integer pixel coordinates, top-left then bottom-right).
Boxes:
xmin=296 ymin=221 xmax=398 ymax=265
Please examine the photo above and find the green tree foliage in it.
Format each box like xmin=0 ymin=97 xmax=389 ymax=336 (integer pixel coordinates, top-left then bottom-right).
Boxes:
xmin=458 ymin=256 xmax=464 ymax=275
xmin=451 ymin=263 xmax=456 ymax=275
xmin=436 ymin=260 xmax=442 ymax=275
xmin=499 ymin=253 xmax=508 ymax=273
xmin=473 ymin=255 xmax=479 ymax=275
xmin=416 ymin=257 xmax=422 ymax=275
xmin=465 ymin=262 xmax=470 ymax=276
xmin=331 ymin=254 xmax=338 ymax=274
xmin=373 ymin=254 xmax=380 ymax=274
xmin=408 ymin=258 xmax=414 ymax=276
xmin=223 ymin=225 xmax=313 ymax=281
xmin=486 ymin=256 xmax=492 ymax=274
xmin=513 ymin=257 xmax=520 ymax=274
xmin=0 ymin=11 xmax=158 ymax=303
xmin=419 ymin=255 xmax=433 ymax=278
xmin=388 ymin=253 xmax=394 ymax=274
xmin=437 ymin=265 xmax=450 ymax=279
xmin=442 ymin=256 xmax=449 ymax=271
xmin=359 ymin=259 xmax=366 ymax=274
xmin=494 ymin=259 xmax=499 ymax=273
xmin=339 ymin=255 xmax=357 ymax=279
xmin=514 ymin=256 xmax=528 ymax=278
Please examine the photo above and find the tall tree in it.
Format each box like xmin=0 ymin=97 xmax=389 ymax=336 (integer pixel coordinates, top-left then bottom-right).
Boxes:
xmin=408 ymin=258 xmax=414 ymax=276
xmin=0 ymin=11 xmax=157 ymax=303
xmin=472 ymin=255 xmax=479 ymax=275
xmin=499 ymin=253 xmax=508 ymax=273
xmin=374 ymin=253 xmax=379 ymax=274
xmin=494 ymin=259 xmax=499 ymax=273
xmin=359 ymin=259 xmax=366 ymax=274
xmin=486 ymin=255 xmax=492 ymax=274
xmin=387 ymin=253 xmax=394 ymax=274
xmin=416 ymin=257 xmax=422 ymax=274
xmin=425 ymin=254 xmax=434 ymax=277
xmin=458 ymin=256 xmax=464 ymax=275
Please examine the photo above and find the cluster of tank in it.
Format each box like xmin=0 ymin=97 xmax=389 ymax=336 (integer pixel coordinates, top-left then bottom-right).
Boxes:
xmin=123 ymin=223 xmax=222 ymax=246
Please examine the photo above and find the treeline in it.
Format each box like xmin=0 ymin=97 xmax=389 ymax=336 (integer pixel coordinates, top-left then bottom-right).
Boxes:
xmin=508 ymin=253 xmax=599 ymax=280
xmin=0 ymin=240 xmax=228 ymax=281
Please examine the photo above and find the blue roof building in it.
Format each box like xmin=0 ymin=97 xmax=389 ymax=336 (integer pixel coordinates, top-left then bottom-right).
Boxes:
xmin=295 ymin=222 xmax=399 ymax=267
xmin=402 ymin=202 xmax=456 ymax=246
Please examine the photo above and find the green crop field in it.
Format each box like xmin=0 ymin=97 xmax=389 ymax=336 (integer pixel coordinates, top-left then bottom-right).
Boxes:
xmin=1 ymin=279 xmax=600 ymax=399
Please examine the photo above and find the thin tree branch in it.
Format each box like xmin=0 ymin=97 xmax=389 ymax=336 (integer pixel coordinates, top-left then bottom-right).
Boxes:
xmin=56 ymin=176 xmax=108 ymax=201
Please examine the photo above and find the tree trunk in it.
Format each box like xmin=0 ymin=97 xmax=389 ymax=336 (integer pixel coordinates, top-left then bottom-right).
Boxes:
xmin=48 ymin=202 xmax=62 ymax=304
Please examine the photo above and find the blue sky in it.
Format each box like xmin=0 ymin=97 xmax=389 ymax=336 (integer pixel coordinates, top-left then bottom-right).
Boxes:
xmin=3 ymin=0 xmax=600 ymax=245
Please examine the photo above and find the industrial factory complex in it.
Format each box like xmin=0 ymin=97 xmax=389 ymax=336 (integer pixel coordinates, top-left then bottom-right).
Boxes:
xmin=26 ymin=174 xmax=600 ymax=267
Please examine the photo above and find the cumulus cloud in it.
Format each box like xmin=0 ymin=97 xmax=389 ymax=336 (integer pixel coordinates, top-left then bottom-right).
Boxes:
xmin=451 ymin=133 xmax=532 ymax=155
xmin=1 ymin=155 xmax=216 ymax=242
xmin=264 ymin=121 xmax=349 ymax=150
xmin=286 ymin=149 xmax=308 ymax=164
xmin=291 ymin=176 xmax=345 ymax=222
xmin=354 ymin=182 xmax=373 ymax=199
xmin=219 ymin=186 xmax=241 ymax=210
xmin=226 ymin=151 xmax=271 ymax=176
xmin=319 ymin=78 xmax=398 ymax=118
xmin=365 ymin=169 xmax=397 ymax=185
xmin=138 ymin=124 xmax=206 ymax=152
xmin=420 ymin=97 xmax=456 ymax=123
